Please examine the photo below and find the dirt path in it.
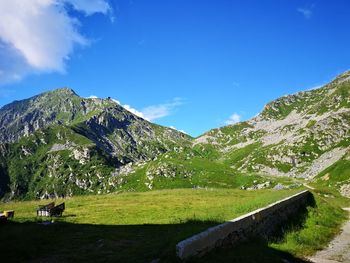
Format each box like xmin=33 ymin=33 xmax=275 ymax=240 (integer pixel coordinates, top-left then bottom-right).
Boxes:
xmin=308 ymin=208 xmax=350 ymax=263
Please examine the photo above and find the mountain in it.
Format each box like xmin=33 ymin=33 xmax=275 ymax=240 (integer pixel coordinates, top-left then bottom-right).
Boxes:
xmin=0 ymin=88 xmax=191 ymax=199
xmin=189 ymin=70 xmax=350 ymax=195
xmin=195 ymin=71 xmax=350 ymax=178
xmin=1 ymin=71 xmax=350 ymax=200
xmin=117 ymin=71 xmax=350 ymax=196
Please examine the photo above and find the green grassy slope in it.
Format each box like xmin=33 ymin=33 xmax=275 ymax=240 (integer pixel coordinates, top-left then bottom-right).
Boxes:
xmin=1 ymin=188 xmax=303 ymax=262
xmin=192 ymin=72 xmax=350 ymax=187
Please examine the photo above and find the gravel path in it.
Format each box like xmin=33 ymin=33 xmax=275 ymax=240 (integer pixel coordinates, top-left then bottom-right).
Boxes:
xmin=308 ymin=208 xmax=350 ymax=263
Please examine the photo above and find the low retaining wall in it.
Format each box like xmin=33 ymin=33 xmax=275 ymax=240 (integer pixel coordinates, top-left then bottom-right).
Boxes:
xmin=176 ymin=190 xmax=311 ymax=260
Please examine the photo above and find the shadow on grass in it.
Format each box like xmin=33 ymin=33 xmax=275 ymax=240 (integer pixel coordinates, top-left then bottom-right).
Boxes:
xmin=0 ymin=194 xmax=315 ymax=263
xmin=190 ymin=239 xmax=312 ymax=263
xmin=268 ymin=191 xmax=316 ymax=242
xmin=1 ymin=220 xmax=215 ymax=263
xmin=1 ymin=221 xmax=310 ymax=263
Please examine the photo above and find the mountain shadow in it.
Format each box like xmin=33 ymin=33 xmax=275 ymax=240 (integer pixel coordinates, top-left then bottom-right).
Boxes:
xmin=0 ymin=200 xmax=314 ymax=263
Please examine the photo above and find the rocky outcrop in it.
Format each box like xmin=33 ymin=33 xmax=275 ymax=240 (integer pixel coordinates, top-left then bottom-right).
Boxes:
xmin=340 ymin=184 xmax=350 ymax=198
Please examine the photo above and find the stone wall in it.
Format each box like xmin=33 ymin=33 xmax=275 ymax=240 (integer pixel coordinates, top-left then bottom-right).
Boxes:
xmin=176 ymin=190 xmax=312 ymax=260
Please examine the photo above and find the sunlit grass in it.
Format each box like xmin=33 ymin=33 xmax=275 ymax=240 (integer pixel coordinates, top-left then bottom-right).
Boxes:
xmin=1 ymin=188 xmax=302 ymax=225
xmin=0 ymin=188 xmax=303 ymax=262
xmin=271 ymin=192 xmax=348 ymax=257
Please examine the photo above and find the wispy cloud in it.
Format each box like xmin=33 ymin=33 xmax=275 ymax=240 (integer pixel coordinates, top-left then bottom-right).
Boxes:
xmin=123 ymin=104 xmax=146 ymax=119
xmin=65 ymin=0 xmax=111 ymax=16
xmin=142 ymin=98 xmax=184 ymax=121
xmin=88 ymin=96 xmax=184 ymax=122
xmin=297 ymin=5 xmax=314 ymax=19
xmin=88 ymin=95 xmax=145 ymax=119
xmin=225 ymin=113 xmax=241 ymax=125
xmin=0 ymin=0 xmax=111 ymax=84
xmin=170 ymin=126 xmax=187 ymax=134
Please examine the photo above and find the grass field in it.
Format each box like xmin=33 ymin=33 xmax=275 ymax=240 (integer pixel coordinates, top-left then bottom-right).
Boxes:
xmin=271 ymin=193 xmax=347 ymax=257
xmin=0 ymin=188 xmax=305 ymax=262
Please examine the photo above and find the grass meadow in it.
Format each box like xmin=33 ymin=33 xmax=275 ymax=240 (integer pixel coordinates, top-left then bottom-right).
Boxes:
xmin=0 ymin=187 xmax=348 ymax=262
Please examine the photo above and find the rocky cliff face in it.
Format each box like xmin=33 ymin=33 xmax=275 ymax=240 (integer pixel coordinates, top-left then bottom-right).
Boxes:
xmin=0 ymin=88 xmax=190 ymax=199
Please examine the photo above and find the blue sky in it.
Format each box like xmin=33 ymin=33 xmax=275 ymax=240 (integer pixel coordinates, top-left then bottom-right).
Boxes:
xmin=1 ymin=0 xmax=350 ymax=137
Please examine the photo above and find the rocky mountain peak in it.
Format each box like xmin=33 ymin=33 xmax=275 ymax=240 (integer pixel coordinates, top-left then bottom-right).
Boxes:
xmin=45 ymin=87 xmax=78 ymax=96
xmin=0 ymin=88 xmax=119 ymax=143
xmin=0 ymin=87 xmax=191 ymax=199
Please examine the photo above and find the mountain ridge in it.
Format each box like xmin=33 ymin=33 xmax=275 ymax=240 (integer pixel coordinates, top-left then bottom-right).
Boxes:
xmin=0 ymin=88 xmax=191 ymax=199
xmin=0 ymin=71 xmax=350 ymax=199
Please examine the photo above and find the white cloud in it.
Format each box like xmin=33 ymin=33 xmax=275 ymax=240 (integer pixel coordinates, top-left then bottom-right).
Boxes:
xmin=87 ymin=95 xmax=144 ymax=118
xmin=87 ymin=96 xmax=184 ymax=122
xmin=122 ymin=104 xmax=146 ymax=119
xmin=65 ymin=0 xmax=110 ymax=16
xmin=0 ymin=0 xmax=111 ymax=84
xmin=0 ymin=39 xmax=33 ymax=83
xmin=225 ymin=113 xmax=241 ymax=125
xmin=126 ymin=98 xmax=184 ymax=121
xmin=142 ymin=105 xmax=169 ymax=121
xmin=142 ymin=98 xmax=184 ymax=121
xmin=111 ymin=98 xmax=120 ymax=105
xmin=297 ymin=7 xmax=313 ymax=19
xmin=170 ymin=126 xmax=187 ymax=134
xmin=87 ymin=95 xmax=145 ymax=119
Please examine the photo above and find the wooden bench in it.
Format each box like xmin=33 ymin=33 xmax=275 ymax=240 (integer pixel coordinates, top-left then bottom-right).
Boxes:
xmin=37 ymin=202 xmax=65 ymax=217
xmin=37 ymin=202 xmax=55 ymax=217
xmin=50 ymin=203 xmax=65 ymax=217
